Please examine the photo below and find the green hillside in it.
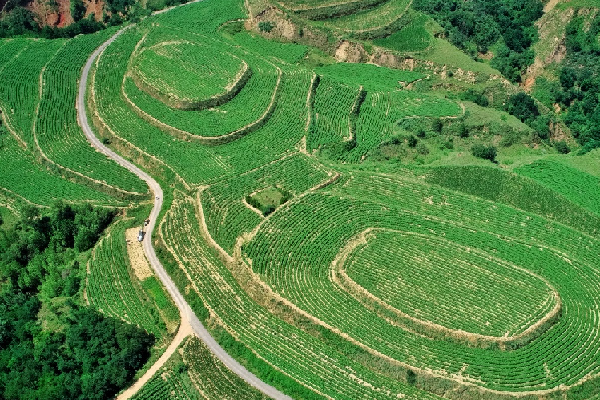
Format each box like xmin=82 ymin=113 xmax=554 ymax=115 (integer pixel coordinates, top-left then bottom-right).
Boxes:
xmin=2 ymin=0 xmax=600 ymax=399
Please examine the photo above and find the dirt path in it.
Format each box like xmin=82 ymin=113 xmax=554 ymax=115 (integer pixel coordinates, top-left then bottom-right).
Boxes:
xmin=544 ymin=0 xmax=560 ymax=13
xmin=78 ymin=24 xmax=290 ymax=400
xmin=117 ymin=321 xmax=193 ymax=400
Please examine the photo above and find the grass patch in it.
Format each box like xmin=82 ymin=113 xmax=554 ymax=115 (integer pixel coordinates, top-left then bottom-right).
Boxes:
xmin=317 ymin=62 xmax=424 ymax=90
xmin=246 ymin=187 xmax=292 ymax=216
xmin=374 ymin=13 xmax=433 ymax=52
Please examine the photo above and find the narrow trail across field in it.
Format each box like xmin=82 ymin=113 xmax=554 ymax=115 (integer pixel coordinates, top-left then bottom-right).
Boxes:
xmin=117 ymin=322 xmax=193 ymax=400
xmin=77 ymin=25 xmax=290 ymax=400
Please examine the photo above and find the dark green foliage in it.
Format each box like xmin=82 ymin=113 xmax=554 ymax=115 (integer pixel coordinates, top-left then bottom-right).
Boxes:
xmin=471 ymin=144 xmax=497 ymax=162
xmin=458 ymin=123 xmax=469 ymax=138
xmin=0 ymin=7 xmax=37 ymax=36
xmin=413 ymin=0 xmax=543 ymax=82
xmin=106 ymin=0 xmax=135 ymax=13
xmin=258 ymin=21 xmax=275 ymax=33
xmin=407 ymin=135 xmax=418 ymax=148
xmin=0 ymin=204 xmax=153 ymax=400
xmin=554 ymin=140 xmax=570 ymax=154
xmin=498 ymin=127 xmax=521 ymax=147
xmin=71 ymin=0 xmax=86 ymax=22
xmin=432 ymin=118 xmax=443 ymax=133
xmin=416 ymin=143 xmax=429 ymax=155
xmin=506 ymin=92 xmax=539 ymax=124
xmin=461 ymin=88 xmax=489 ymax=107
xmin=246 ymin=188 xmax=292 ymax=216
xmin=549 ymin=13 xmax=600 ymax=151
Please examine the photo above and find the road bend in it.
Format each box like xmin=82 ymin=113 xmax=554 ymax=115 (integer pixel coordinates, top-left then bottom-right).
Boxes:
xmin=77 ymin=26 xmax=291 ymax=400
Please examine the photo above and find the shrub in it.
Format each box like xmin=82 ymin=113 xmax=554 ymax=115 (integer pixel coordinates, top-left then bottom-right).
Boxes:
xmin=259 ymin=21 xmax=275 ymax=33
xmin=417 ymin=143 xmax=430 ymax=155
xmin=407 ymin=135 xmax=418 ymax=148
xmin=471 ymin=144 xmax=497 ymax=162
xmin=506 ymin=93 xmax=539 ymax=124
xmin=432 ymin=118 xmax=443 ymax=133
xmin=554 ymin=141 xmax=570 ymax=154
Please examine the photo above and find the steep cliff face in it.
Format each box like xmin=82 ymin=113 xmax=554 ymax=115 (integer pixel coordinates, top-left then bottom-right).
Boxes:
xmin=20 ymin=0 xmax=103 ymax=29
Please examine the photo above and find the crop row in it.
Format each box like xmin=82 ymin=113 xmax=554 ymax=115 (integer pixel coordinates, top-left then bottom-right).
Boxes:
xmin=132 ymin=42 xmax=248 ymax=108
xmin=244 ymin=171 xmax=600 ymax=393
xmin=201 ymin=153 xmax=333 ymax=252
xmin=87 ymin=222 xmax=166 ymax=338
xmin=0 ymin=39 xmax=65 ymax=148
xmin=94 ymin=26 xmax=313 ymax=185
xmin=340 ymin=91 xmax=461 ymax=162
xmin=0 ymin=134 xmax=119 ymax=206
xmin=123 ymin=28 xmax=282 ymax=138
xmin=161 ymin=193 xmax=438 ymax=399
xmin=33 ymin=28 xmax=148 ymax=195
xmin=182 ymin=337 xmax=267 ymax=399
xmin=514 ymin=159 xmax=600 ymax=216
xmin=309 ymin=77 xmax=359 ymax=150
xmin=343 ymin=228 xmax=558 ymax=338
xmin=315 ymin=0 xmax=411 ymax=33
xmin=132 ymin=338 xmax=200 ymax=400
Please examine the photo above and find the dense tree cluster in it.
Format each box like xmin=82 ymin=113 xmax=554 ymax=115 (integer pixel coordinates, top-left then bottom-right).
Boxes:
xmin=413 ymin=0 xmax=543 ymax=82
xmin=550 ymin=14 xmax=600 ymax=152
xmin=0 ymin=203 xmax=154 ymax=399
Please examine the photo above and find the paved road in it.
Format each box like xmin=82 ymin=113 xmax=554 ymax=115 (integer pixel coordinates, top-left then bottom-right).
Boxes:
xmin=77 ymin=26 xmax=291 ymax=400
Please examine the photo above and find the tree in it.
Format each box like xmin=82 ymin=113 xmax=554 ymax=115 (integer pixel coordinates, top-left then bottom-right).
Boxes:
xmin=506 ymin=92 xmax=539 ymax=123
xmin=471 ymin=144 xmax=497 ymax=162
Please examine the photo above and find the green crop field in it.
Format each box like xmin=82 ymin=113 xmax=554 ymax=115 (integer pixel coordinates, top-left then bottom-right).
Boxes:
xmin=87 ymin=221 xmax=178 ymax=339
xmin=132 ymin=336 xmax=267 ymax=400
xmin=85 ymin=1 xmax=600 ymax=398
xmin=316 ymin=0 xmax=412 ymax=33
xmin=3 ymin=0 xmax=600 ymax=399
xmin=131 ymin=41 xmax=248 ymax=109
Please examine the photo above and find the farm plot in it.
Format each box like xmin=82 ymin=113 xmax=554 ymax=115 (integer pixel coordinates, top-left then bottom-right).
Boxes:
xmin=132 ymin=336 xmax=267 ymax=400
xmin=33 ymin=29 xmax=148 ymax=196
xmin=94 ymin=24 xmax=313 ymax=185
xmin=131 ymin=42 xmax=249 ymax=110
xmin=123 ymin=35 xmax=281 ymax=138
xmin=0 ymin=39 xmax=66 ymax=148
xmin=87 ymin=221 xmax=175 ymax=338
xmin=342 ymin=90 xmax=461 ymax=162
xmin=243 ymin=170 xmax=600 ymax=394
xmin=515 ymin=159 xmax=600 ymax=216
xmin=309 ymin=77 xmax=360 ymax=149
xmin=315 ymin=0 xmax=412 ymax=33
xmin=201 ymin=153 xmax=334 ymax=253
xmin=0 ymin=134 xmax=121 ymax=206
xmin=131 ymin=338 xmax=200 ymax=400
xmin=342 ymin=229 xmax=559 ymax=339
xmin=279 ymin=0 xmax=388 ymax=20
xmin=161 ymin=192 xmax=439 ymax=400
xmin=316 ymin=63 xmax=424 ymax=91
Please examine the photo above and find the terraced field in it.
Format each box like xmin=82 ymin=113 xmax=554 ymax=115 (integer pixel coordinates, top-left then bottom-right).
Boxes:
xmin=87 ymin=221 xmax=178 ymax=339
xmin=3 ymin=0 xmax=600 ymax=398
xmin=132 ymin=337 xmax=267 ymax=400
xmin=80 ymin=1 xmax=600 ymax=398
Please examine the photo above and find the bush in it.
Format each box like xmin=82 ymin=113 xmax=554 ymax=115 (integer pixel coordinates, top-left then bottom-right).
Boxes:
xmin=416 ymin=143 xmax=430 ymax=155
xmin=259 ymin=21 xmax=275 ymax=33
xmin=432 ymin=118 xmax=443 ymax=133
xmin=471 ymin=144 xmax=497 ymax=162
xmin=506 ymin=93 xmax=539 ymax=124
xmin=554 ymin=141 xmax=570 ymax=154
xmin=407 ymin=135 xmax=418 ymax=148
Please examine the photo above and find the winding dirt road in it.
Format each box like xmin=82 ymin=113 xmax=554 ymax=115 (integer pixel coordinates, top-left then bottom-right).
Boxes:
xmin=77 ymin=26 xmax=290 ymax=400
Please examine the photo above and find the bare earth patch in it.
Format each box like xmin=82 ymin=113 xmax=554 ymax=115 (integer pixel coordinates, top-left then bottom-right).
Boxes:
xmin=126 ymin=227 xmax=154 ymax=280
